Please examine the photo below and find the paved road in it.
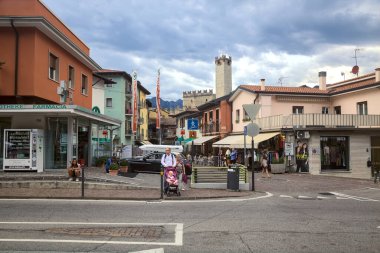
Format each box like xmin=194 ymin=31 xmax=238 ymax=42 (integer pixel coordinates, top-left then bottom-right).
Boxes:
xmin=0 ymin=176 xmax=379 ymax=253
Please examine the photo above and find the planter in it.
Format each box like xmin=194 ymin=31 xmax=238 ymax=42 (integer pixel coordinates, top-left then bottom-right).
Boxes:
xmin=270 ymin=163 xmax=285 ymax=174
xmin=119 ymin=166 xmax=128 ymax=173
xmin=109 ymin=170 xmax=119 ymax=176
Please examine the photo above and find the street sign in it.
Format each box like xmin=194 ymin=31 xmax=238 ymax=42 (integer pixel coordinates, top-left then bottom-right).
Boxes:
xmin=246 ymin=123 xmax=260 ymax=137
xmin=242 ymin=104 xmax=261 ymax=120
xmin=285 ymin=142 xmax=294 ymax=156
xmin=187 ymin=118 xmax=199 ymax=130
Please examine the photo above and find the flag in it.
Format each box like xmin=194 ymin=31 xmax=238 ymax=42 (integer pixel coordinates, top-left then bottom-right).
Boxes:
xmin=132 ymin=71 xmax=138 ymax=134
xmin=156 ymin=69 xmax=161 ymax=129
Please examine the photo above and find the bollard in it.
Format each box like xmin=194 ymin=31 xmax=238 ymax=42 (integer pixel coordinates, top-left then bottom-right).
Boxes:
xmin=81 ymin=165 xmax=85 ymax=198
xmin=160 ymin=166 xmax=164 ymax=199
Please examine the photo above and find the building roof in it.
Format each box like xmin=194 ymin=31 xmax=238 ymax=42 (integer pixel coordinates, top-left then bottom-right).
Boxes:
xmin=173 ymin=108 xmax=199 ymax=117
xmin=197 ymin=93 xmax=231 ymax=110
xmin=93 ymin=73 xmax=116 ymax=85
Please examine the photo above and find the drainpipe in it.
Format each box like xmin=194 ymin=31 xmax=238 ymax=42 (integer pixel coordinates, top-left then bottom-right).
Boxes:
xmin=253 ymin=93 xmax=259 ymax=104
xmin=11 ymin=19 xmax=19 ymax=98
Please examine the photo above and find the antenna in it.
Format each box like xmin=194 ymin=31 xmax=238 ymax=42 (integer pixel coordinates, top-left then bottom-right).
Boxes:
xmin=351 ymin=48 xmax=363 ymax=77
xmin=277 ymin=77 xmax=288 ymax=86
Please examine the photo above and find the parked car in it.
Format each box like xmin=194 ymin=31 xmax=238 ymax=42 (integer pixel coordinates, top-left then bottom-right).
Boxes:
xmin=122 ymin=152 xmax=192 ymax=174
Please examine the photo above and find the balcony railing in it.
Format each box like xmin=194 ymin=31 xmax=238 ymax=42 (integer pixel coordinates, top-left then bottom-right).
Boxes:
xmin=253 ymin=114 xmax=380 ymax=130
xmin=201 ymin=121 xmax=220 ymax=134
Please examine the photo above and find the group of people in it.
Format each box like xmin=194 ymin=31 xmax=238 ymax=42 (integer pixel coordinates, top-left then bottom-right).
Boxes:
xmin=161 ymin=147 xmax=189 ymax=191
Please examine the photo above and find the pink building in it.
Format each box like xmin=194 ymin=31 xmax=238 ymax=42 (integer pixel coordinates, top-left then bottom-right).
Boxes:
xmin=218 ymin=68 xmax=380 ymax=179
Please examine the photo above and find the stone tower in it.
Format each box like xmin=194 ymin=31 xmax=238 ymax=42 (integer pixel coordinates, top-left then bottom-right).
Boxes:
xmin=215 ymin=54 xmax=232 ymax=98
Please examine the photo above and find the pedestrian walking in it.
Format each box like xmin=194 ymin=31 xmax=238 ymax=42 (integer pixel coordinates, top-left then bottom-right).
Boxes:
xmin=175 ymin=154 xmax=188 ymax=190
xmin=261 ymin=150 xmax=271 ymax=178
xmin=230 ymin=148 xmax=237 ymax=164
xmin=104 ymin=156 xmax=112 ymax=173
xmin=68 ymin=158 xmax=81 ymax=181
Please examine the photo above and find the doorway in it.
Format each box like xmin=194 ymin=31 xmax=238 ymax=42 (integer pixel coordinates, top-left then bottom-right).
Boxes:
xmin=371 ymin=136 xmax=380 ymax=177
xmin=77 ymin=125 xmax=89 ymax=166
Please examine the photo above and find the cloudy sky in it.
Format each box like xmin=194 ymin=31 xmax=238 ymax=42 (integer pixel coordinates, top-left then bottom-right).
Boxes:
xmin=44 ymin=0 xmax=380 ymax=100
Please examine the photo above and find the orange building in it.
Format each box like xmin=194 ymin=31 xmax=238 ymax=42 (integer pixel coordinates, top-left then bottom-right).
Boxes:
xmin=0 ymin=0 xmax=120 ymax=171
xmin=0 ymin=0 xmax=99 ymax=107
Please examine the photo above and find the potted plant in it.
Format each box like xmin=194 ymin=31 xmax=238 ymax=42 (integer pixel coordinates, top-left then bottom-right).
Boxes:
xmin=109 ymin=163 xmax=119 ymax=176
xmin=119 ymin=160 xmax=129 ymax=173
xmin=95 ymin=156 xmax=108 ymax=168
xmin=270 ymin=157 xmax=285 ymax=174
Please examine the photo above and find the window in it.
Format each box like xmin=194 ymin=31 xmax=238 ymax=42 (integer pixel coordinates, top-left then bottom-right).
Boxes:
xmin=49 ymin=53 xmax=59 ymax=81
xmin=322 ymin=106 xmax=328 ymax=114
xmin=106 ymin=81 xmax=113 ymax=88
xmin=357 ymin=101 xmax=368 ymax=115
xmin=334 ymin=106 xmax=341 ymax=115
xmin=68 ymin=65 xmax=74 ymax=89
xmin=106 ymin=98 xmax=112 ymax=107
xmin=320 ymin=136 xmax=349 ymax=171
xmin=292 ymin=106 xmax=304 ymax=114
xmin=236 ymin=109 xmax=240 ymax=122
xmin=243 ymin=109 xmax=251 ymax=121
xmin=81 ymin=74 xmax=88 ymax=95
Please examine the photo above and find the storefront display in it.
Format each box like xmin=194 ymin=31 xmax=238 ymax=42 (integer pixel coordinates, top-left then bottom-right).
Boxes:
xmin=320 ymin=136 xmax=349 ymax=171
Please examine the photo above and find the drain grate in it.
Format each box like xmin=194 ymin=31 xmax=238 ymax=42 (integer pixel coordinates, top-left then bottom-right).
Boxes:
xmin=319 ymin=192 xmax=335 ymax=196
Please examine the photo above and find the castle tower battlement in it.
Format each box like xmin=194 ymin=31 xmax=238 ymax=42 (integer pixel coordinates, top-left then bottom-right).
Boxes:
xmin=215 ymin=54 xmax=232 ymax=98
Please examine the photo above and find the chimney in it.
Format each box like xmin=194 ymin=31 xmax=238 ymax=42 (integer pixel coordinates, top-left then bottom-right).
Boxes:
xmin=260 ymin=79 xmax=265 ymax=91
xmin=376 ymin=68 xmax=380 ymax=83
xmin=318 ymin=71 xmax=326 ymax=90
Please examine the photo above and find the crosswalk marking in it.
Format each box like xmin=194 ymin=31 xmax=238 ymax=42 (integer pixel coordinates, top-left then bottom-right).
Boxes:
xmin=330 ymin=192 xmax=379 ymax=202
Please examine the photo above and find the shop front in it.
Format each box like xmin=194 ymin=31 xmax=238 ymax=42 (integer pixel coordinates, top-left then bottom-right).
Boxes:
xmin=0 ymin=105 xmax=121 ymax=171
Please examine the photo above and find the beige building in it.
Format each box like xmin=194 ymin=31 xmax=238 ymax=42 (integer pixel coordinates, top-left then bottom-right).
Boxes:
xmin=219 ymin=68 xmax=380 ymax=179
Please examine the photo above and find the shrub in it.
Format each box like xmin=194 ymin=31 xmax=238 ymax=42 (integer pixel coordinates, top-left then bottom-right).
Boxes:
xmin=119 ymin=160 xmax=128 ymax=166
xmin=109 ymin=163 xmax=119 ymax=170
xmin=271 ymin=157 xmax=285 ymax=164
xmin=95 ymin=156 xmax=108 ymax=166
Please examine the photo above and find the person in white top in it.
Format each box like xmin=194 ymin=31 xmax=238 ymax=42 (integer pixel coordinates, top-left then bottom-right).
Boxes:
xmin=161 ymin=147 xmax=177 ymax=168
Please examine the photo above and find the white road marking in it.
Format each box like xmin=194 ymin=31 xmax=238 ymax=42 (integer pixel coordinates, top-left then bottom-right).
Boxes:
xmin=317 ymin=196 xmax=330 ymax=199
xmin=298 ymin=195 xmax=313 ymax=199
xmin=367 ymin=187 xmax=380 ymax=191
xmin=377 ymin=226 xmax=380 ymax=229
xmin=279 ymin=195 xmax=293 ymax=198
xmin=336 ymin=197 xmax=349 ymax=200
xmin=330 ymin=192 xmax=379 ymax=202
xmin=0 ymin=191 xmax=273 ymax=204
xmin=130 ymin=248 xmax=164 ymax=253
xmin=0 ymin=222 xmax=183 ymax=246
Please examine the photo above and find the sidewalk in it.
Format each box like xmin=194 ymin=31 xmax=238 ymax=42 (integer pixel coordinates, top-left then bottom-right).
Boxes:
xmin=0 ymin=167 xmax=259 ymax=200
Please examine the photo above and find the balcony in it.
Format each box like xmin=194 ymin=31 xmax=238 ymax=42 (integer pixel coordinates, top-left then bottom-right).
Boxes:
xmin=125 ymin=108 xmax=133 ymax=115
xmin=201 ymin=121 xmax=220 ymax=135
xmin=253 ymin=114 xmax=380 ymax=131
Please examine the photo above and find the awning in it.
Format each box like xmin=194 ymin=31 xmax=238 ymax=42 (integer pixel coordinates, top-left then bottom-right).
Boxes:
xmin=212 ymin=132 xmax=280 ymax=148
xmin=188 ymin=135 xmax=218 ymax=145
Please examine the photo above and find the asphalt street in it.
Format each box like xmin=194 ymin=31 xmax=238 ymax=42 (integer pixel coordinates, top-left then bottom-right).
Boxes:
xmin=0 ymin=180 xmax=379 ymax=253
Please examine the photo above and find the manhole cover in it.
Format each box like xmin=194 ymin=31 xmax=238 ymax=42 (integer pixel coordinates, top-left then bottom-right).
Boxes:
xmin=319 ymin=192 xmax=335 ymax=196
xmin=46 ymin=226 xmax=163 ymax=239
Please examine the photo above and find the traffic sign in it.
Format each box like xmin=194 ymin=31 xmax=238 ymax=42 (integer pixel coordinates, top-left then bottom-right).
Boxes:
xmin=242 ymin=104 xmax=261 ymax=120
xmin=246 ymin=123 xmax=260 ymax=137
xmin=187 ymin=118 xmax=199 ymax=130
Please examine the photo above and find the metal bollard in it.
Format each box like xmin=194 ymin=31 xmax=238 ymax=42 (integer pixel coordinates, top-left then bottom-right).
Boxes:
xmin=160 ymin=166 xmax=164 ymax=199
xmin=81 ymin=166 xmax=85 ymax=198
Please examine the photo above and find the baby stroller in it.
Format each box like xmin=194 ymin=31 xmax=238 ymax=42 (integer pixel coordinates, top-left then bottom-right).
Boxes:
xmin=164 ymin=167 xmax=181 ymax=196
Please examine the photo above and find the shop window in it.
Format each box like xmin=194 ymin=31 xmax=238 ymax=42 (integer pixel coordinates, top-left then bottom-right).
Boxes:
xmin=320 ymin=136 xmax=349 ymax=171
xmin=49 ymin=53 xmax=59 ymax=81
xmin=322 ymin=106 xmax=328 ymax=114
xmin=81 ymin=74 xmax=88 ymax=95
xmin=357 ymin=101 xmax=367 ymax=115
xmin=292 ymin=106 xmax=304 ymax=114
xmin=106 ymin=98 xmax=112 ymax=107
xmin=68 ymin=65 xmax=75 ymax=89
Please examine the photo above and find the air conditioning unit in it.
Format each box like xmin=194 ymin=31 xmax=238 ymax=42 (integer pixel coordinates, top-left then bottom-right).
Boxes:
xmin=56 ymin=87 xmax=64 ymax=95
xmin=297 ymin=131 xmax=310 ymax=139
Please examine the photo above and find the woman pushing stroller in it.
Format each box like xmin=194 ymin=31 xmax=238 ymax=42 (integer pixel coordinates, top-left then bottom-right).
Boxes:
xmin=161 ymin=147 xmax=178 ymax=195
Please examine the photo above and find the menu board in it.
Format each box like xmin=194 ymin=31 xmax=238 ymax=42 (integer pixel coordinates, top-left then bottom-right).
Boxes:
xmin=5 ymin=130 xmax=30 ymax=159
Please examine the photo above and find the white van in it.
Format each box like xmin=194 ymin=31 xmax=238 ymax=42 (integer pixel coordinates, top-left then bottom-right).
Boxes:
xmin=139 ymin=144 xmax=183 ymax=153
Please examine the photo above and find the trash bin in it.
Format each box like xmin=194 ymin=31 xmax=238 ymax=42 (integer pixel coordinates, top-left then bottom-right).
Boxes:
xmin=227 ymin=164 xmax=239 ymax=191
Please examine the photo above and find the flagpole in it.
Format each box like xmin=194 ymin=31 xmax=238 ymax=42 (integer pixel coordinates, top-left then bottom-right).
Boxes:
xmin=156 ymin=69 xmax=162 ymax=145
